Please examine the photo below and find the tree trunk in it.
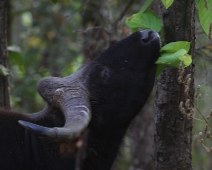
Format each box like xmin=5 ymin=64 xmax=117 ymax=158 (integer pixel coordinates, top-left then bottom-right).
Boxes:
xmin=0 ymin=0 xmax=10 ymax=109
xmin=154 ymin=0 xmax=195 ymax=170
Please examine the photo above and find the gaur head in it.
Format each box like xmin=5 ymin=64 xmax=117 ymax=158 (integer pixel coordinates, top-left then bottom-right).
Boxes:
xmin=18 ymin=30 xmax=160 ymax=168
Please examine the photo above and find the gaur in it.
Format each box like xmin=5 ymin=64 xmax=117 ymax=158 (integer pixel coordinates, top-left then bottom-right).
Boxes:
xmin=0 ymin=30 xmax=160 ymax=170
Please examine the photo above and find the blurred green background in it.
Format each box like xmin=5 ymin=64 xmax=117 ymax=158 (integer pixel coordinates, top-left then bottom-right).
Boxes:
xmin=7 ymin=0 xmax=212 ymax=169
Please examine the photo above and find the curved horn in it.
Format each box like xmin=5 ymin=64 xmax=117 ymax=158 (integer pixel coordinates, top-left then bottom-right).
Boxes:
xmin=18 ymin=77 xmax=91 ymax=142
xmin=27 ymin=105 xmax=49 ymax=120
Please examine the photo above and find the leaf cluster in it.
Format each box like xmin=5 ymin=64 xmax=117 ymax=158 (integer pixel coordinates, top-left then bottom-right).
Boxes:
xmin=125 ymin=0 xmax=192 ymax=77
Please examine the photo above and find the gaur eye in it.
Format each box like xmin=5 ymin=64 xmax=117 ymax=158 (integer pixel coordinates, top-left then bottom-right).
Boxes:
xmin=100 ymin=67 xmax=111 ymax=83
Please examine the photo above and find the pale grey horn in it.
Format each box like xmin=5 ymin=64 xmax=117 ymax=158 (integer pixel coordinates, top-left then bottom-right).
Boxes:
xmin=18 ymin=76 xmax=91 ymax=142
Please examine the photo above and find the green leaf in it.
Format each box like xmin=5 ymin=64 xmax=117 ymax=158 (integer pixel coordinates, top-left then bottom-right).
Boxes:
xmin=178 ymin=53 xmax=192 ymax=67
xmin=156 ymin=49 xmax=186 ymax=68
xmin=21 ymin=12 xmax=32 ymax=27
xmin=155 ymin=65 xmax=165 ymax=78
xmin=0 ymin=64 xmax=9 ymax=76
xmin=198 ymin=0 xmax=212 ymax=37
xmin=156 ymin=49 xmax=191 ymax=68
xmin=160 ymin=41 xmax=191 ymax=53
xmin=50 ymin=0 xmax=58 ymax=4
xmin=195 ymin=0 xmax=200 ymax=6
xmin=161 ymin=0 xmax=175 ymax=9
xmin=139 ymin=0 xmax=154 ymax=13
xmin=126 ymin=10 xmax=162 ymax=32
xmin=7 ymin=45 xmax=21 ymax=53
xmin=8 ymin=46 xmax=25 ymax=71
xmin=131 ymin=28 xmax=138 ymax=33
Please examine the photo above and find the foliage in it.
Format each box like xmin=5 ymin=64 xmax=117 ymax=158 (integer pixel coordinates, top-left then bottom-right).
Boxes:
xmin=10 ymin=0 xmax=83 ymax=111
xmin=126 ymin=0 xmax=212 ymax=169
xmin=161 ymin=0 xmax=212 ymax=37
xmin=139 ymin=0 xmax=154 ymax=13
xmin=198 ymin=0 xmax=212 ymax=38
xmin=126 ymin=0 xmax=212 ymax=78
xmin=0 ymin=65 xmax=9 ymax=76
xmin=126 ymin=0 xmax=162 ymax=32
xmin=126 ymin=0 xmax=161 ymax=32
xmin=125 ymin=1 xmax=192 ymax=77
xmin=49 ymin=0 xmax=58 ymax=4
xmin=8 ymin=46 xmax=25 ymax=72
xmin=126 ymin=10 xmax=161 ymax=32
xmin=161 ymin=0 xmax=175 ymax=9
xmin=155 ymin=42 xmax=192 ymax=77
xmin=6 ymin=0 xmax=212 ymax=169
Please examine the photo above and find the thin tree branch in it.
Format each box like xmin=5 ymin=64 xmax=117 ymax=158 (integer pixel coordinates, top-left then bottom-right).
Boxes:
xmin=73 ymin=26 xmax=110 ymax=35
xmin=110 ymin=0 xmax=136 ymax=44
xmin=115 ymin=0 xmax=136 ymax=24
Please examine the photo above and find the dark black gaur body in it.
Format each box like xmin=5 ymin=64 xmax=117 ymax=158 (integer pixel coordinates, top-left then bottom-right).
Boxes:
xmin=0 ymin=109 xmax=75 ymax=169
xmin=0 ymin=30 xmax=160 ymax=170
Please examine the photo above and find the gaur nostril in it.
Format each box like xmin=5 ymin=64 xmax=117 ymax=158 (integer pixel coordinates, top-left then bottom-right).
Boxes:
xmin=140 ymin=30 xmax=154 ymax=43
xmin=141 ymin=36 xmax=150 ymax=43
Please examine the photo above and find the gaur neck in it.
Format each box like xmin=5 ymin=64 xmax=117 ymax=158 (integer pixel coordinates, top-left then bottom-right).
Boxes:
xmin=78 ymin=123 xmax=128 ymax=170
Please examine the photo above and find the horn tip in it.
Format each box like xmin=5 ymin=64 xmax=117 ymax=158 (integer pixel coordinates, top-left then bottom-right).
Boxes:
xmin=18 ymin=120 xmax=28 ymax=128
xmin=18 ymin=120 xmax=44 ymax=134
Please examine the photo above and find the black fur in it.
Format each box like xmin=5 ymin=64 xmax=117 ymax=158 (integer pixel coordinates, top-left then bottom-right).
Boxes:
xmin=0 ymin=30 xmax=160 ymax=170
xmin=0 ymin=109 xmax=75 ymax=170
xmin=80 ymin=31 xmax=160 ymax=169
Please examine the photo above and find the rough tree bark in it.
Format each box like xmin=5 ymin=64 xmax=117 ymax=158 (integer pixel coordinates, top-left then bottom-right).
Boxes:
xmin=0 ymin=0 xmax=10 ymax=109
xmin=154 ymin=0 xmax=195 ymax=170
